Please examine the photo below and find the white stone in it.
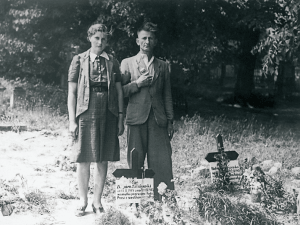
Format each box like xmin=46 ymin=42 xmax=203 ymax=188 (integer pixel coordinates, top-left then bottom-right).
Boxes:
xmin=273 ymin=162 xmax=282 ymax=169
xmin=199 ymin=160 xmax=210 ymax=167
xmin=260 ymin=160 xmax=273 ymax=171
xmin=291 ymin=167 xmax=300 ymax=178
xmin=233 ymin=104 xmax=242 ymax=108
xmin=268 ymin=166 xmax=278 ymax=175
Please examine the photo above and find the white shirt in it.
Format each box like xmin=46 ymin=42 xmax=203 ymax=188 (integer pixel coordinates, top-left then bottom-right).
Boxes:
xmin=90 ymin=51 xmax=109 ymax=62
xmin=140 ymin=53 xmax=154 ymax=70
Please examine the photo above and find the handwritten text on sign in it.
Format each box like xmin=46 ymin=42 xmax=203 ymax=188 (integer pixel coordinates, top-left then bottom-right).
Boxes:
xmin=209 ymin=160 xmax=242 ymax=184
xmin=116 ymin=178 xmax=154 ymax=204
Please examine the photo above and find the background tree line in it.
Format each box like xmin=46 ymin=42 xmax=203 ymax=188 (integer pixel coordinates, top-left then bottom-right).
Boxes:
xmin=0 ymin=0 xmax=299 ymax=102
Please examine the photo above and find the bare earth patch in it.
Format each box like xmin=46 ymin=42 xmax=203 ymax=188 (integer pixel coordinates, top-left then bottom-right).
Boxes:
xmin=0 ymin=130 xmax=147 ymax=225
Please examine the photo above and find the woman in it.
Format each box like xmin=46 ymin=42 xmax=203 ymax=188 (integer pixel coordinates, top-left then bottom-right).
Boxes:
xmin=67 ymin=24 xmax=124 ymax=216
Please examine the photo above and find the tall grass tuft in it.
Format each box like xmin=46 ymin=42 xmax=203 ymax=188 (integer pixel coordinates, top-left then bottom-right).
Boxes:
xmin=195 ymin=188 xmax=279 ymax=225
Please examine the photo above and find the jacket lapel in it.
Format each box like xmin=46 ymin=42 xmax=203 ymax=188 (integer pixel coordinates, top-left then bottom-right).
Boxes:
xmin=151 ymin=58 xmax=161 ymax=83
xmin=81 ymin=49 xmax=90 ymax=88
xmin=134 ymin=54 xmax=143 ymax=78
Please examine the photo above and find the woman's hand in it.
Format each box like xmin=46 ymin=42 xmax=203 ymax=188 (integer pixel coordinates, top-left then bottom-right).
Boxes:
xmin=69 ymin=121 xmax=78 ymax=141
xmin=118 ymin=117 xmax=124 ymax=136
xmin=167 ymin=120 xmax=174 ymax=140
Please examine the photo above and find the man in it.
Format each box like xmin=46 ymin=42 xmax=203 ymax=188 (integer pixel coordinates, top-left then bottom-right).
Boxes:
xmin=121 ymin=22 xmax=174 ymax=200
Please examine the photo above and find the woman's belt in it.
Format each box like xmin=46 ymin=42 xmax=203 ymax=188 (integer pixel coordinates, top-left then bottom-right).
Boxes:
xmin=91 ymin=86 xmax=108 ymax=92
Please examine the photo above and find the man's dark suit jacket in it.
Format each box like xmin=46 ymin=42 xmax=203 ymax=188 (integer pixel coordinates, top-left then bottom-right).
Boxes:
xmin=121 ymin=53 xmax=174 ymax=127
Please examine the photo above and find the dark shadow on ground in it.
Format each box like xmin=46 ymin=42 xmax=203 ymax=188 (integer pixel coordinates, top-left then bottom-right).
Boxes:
xmin=174 ymin=96 xmax=300 ymax=135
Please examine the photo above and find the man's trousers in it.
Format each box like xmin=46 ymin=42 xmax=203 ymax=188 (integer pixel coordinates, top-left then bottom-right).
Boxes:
xmin=127 ymin=110 xmax=174 ymax=200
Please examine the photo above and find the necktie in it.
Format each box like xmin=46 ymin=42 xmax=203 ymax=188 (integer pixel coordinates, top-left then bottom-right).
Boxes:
xmin=95 ymin=56 xmax=104 ymax=82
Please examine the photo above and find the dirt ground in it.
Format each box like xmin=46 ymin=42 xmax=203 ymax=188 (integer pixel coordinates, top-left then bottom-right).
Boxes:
xmin=0 ymin=130 xmax=148 ymax=225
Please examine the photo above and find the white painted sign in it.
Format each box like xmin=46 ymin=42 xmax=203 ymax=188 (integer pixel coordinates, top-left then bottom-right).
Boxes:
xmin=209 ymin=160 xmax=242 ymax=184
xmin=116 ymin=178 xmax=154 ymax=204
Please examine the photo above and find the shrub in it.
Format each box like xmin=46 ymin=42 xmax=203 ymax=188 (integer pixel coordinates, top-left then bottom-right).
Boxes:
xmin=14 ymin=190 xmax=53 ymax=215
xmin=195 ymin=188 xmax=279 ymax=225
xmin=95 ymin=207 xmax=131 ymax=225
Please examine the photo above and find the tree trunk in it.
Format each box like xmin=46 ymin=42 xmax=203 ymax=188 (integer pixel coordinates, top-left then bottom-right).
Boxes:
xmin=219 ymin=63 xmax=226 ymax=87
xmin=234 ymin=29 xmax=260 ymax=106
xmin=276 ymin=61 xmax=285 ymax=97
xmin=276 ymin=61 xmax=295 ymax=98
xmin=234 ymin=51 xmax=257 ymax=106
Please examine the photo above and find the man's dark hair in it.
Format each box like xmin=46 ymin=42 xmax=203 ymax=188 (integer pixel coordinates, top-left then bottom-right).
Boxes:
xmin=137 ymin=22 xmax=158 ymax=35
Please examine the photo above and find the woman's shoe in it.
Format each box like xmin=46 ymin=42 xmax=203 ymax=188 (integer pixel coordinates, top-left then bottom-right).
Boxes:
xmin=92 ymin=203 xmax=105 ymax=215
xmin=75 ymin=204 xmax=88 ymax=217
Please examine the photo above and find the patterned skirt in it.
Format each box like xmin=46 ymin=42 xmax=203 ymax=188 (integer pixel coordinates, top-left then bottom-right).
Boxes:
xmin=71 ymin=91 xmax=120 ymax=162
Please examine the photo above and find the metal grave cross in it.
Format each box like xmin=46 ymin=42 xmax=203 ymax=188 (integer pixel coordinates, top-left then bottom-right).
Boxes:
xmin=113 ymin=148 xmax=155 ymax=179
xmin=205 ymin=134 xmax=241 ymax=183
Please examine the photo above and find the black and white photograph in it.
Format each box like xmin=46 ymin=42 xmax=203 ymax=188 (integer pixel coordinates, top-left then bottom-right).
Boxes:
xmin=1 ymin=0 xmax=300 ymax=224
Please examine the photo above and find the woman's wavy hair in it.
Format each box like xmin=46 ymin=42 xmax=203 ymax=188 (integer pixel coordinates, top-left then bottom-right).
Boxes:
xmin=87 ymin=24 xmax=113 ymax=37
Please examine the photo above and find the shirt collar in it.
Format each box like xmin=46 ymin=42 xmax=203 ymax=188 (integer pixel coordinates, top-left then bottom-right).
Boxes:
xmin=138 ymin=52 xmax=154 ymax=66
xmin=90 ymin=51 xmax=109 ymax=62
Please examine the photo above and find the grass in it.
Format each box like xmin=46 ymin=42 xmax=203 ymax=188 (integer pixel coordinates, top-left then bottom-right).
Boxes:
xmin=0 ymin=77 xmax=68 ymax=131
xmin=195 ymin=188 xmax=279 ymax=225
xmin=1 ymin=76 xmax=300 ymax=224
xmin=172 ymin=114 xmax=300 ymax=170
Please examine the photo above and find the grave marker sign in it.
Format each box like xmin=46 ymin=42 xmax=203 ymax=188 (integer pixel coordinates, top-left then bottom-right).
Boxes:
xmin=205 ymin=134 xmax=242 ymax=184
xmin=10 ymin=86 xmax=26 ymax=108
xmin=113 ymin=148 xmax=155 ymax=204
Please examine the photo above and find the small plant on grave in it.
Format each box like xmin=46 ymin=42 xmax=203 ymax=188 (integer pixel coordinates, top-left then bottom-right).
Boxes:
xmin=262 ymin=175 xmax=297 ymax=213
xmin=164 ymin=190 xmax=183 ymax=223
xmin=156 ymin=182 xmax=184 ymax=224
xmin=241 ymin=165 xmax=297 ymax=213
xmin=138 ymin=182 xmax=183 ymax=225
xmin=212 ymin=151 xmax=234 ymax=192
xmin=139 ymin=199 xmax=165 ymax=224
xmin=241 ymin=166 xmax=266 ymax=194
xmin=95 ymin=207 xmax=131 ymax=225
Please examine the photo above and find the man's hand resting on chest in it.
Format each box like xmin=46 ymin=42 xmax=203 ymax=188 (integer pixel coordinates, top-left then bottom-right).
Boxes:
xmin=135 ymin=75 xmax=152 ymax=88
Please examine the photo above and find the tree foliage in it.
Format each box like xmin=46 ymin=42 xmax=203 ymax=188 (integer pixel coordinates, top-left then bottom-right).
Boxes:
xmin=0 ymin=0 xmax=98 ymax=83
xmin=0 ymin=0 xmax=297 ymax=98
xmin=254 ymin=0 xmax=300 ymax=77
